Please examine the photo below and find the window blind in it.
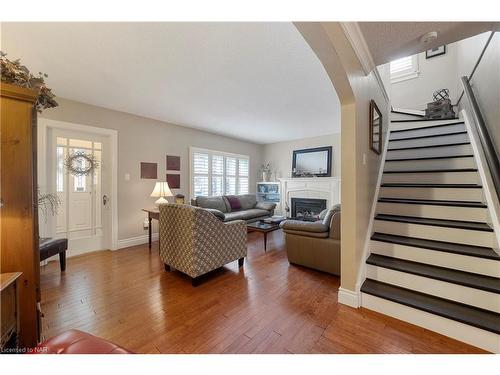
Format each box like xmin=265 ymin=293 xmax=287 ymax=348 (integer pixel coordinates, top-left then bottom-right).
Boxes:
xmin=191 ymin=148 xmax=249 ymax=198
xmin=390 ymin=56 xmax=414 ymax=75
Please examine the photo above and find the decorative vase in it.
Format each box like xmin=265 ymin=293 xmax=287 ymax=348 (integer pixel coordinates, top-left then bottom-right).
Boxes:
xmin=262 ymin=171 xmax=268 ymax=182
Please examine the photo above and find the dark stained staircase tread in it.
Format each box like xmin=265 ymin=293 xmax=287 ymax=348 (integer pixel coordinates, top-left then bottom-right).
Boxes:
xmin=375 ymin=214 xmax=493 ymax=232
xmin=391 ymin=118 xmax=461 ymax=123
xmin=388 ymin=142 xmax=470 ymax=151
xmin=371 ymin=232 xmax=500 ymax=260
xmin=378 ymin=197 xmax=487 ymax=208
xmin=386 ymin=155 xmax=474 ymax=162
xmin=391 ymin=110 xmax=425 ymax=117
xmin=389 ymin=131 xmax=467 ymax=142
xmin=360 ymin=279 xmax=500 ymax=334
xmin=390 ymin=121 xmax=465 ymax=133
xmin=384 ymin=168 xmax=478 ymax=174
xmin=366 ymin=254 xmax=500 ymax=294
xmin=381 ymin=183 xmax=482 ymax=188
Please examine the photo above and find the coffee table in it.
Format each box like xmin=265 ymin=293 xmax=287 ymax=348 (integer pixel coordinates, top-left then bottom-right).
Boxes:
xmin=247 ymin=222 xmax=281 ymax=252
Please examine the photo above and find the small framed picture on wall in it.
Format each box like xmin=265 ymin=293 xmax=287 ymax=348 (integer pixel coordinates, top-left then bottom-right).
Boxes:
xmin=426 ymin=45 xmax=446 ymax=59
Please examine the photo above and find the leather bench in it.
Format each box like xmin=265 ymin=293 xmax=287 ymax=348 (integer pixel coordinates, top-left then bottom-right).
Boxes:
xmin=34 ymin=329 xmax=132 ymax=354
xmin=39 ymin=238 xmax=68 ymax=272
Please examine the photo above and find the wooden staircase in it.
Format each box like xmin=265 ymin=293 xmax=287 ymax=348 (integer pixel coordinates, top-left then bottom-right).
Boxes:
xmin=360 ymin=113 xmax=500 ymax=353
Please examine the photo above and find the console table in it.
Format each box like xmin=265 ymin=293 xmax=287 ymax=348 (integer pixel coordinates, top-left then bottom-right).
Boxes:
xmin=142 ymin=208 xmax=159 ymax=250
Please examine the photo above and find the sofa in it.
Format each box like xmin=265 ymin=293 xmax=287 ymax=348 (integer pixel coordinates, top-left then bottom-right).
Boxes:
xmin=191 ymin=194 xmax=276 ymax=223
xmin=279 ymin=204 xmax=341 ymax=275
xmin=159 ymin=203 xmax=247 ymax=286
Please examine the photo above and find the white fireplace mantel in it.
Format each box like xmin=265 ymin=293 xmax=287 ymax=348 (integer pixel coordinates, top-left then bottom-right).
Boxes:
xmin=278 ymin=177 xmax=341 ymax=216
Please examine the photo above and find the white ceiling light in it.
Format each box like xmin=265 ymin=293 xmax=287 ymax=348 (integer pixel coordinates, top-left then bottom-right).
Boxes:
xmin=420 ymin=31 xmax=438 ymax=44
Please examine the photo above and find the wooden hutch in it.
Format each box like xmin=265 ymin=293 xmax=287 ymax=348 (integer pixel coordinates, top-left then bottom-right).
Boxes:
xmin=1 ymin=83 xmax=41 ymax=348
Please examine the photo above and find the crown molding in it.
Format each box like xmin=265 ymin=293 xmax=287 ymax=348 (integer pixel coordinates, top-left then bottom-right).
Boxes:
xmin=340 ymin=22 xmax=376 ymax=76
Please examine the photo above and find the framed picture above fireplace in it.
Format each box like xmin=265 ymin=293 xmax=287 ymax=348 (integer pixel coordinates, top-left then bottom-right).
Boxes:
xmin=292 ymin=146 xmax=332 ymax=178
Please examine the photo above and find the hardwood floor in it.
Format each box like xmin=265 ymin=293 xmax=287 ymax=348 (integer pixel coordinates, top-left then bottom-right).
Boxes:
xmin=40 ymin=230 xmax=486 ymax=353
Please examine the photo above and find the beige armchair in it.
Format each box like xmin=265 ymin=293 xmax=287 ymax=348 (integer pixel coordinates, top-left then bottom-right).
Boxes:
xmin=280 ymin=204 xmax=340 ymax=275
xmin=159 ymin=203 xmax=247 ymax=286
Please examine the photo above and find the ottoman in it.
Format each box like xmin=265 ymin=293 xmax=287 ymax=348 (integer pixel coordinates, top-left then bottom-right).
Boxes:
xmin=39 ymin=238 xmax=68 ymax=271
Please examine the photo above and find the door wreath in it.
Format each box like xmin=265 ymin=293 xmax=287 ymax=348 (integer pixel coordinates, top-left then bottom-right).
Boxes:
xmin=65 ymin=151 xmax=100 ymax=176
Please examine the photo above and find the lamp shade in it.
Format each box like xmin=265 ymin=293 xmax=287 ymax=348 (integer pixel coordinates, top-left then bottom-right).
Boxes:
xmin=150 ymin=182 xmax=173 ymax=198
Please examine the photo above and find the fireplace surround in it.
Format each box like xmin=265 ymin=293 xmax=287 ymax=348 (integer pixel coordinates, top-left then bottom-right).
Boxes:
xmin=278 ymin=177 xmax=340 ymax=217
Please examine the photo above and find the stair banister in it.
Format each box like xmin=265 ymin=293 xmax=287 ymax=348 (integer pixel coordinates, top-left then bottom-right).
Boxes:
xmin=461 ymin=76 xmax=500 ymax=201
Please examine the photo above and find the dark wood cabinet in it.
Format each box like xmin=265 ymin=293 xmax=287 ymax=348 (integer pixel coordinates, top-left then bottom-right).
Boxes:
xmin=0 ymin=83 xmax=41 ymax=348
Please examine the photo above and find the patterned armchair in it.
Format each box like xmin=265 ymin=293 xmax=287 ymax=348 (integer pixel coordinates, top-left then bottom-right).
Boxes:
xmin=159 ymin=203 xmax=247 ymax=286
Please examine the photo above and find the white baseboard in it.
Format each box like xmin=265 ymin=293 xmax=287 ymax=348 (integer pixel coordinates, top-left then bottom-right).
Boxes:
xmin=338 ymin=287 xmax=360 ymax=308
xmin=117 ymin=233 xmax=159 ymax=250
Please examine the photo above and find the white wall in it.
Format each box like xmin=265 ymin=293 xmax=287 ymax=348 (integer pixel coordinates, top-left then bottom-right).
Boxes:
xmin=40 ymin=98 xmax=264 ymax=243
xmin=390 ymin=44 xmax=458 ymax=110
xmin=456 ymin=31 xmax=499 ymax=151
xmin=262 ymin=133 xmax=341 ymax=181
xmin=455 ymin=32 xmax=492 ymax=96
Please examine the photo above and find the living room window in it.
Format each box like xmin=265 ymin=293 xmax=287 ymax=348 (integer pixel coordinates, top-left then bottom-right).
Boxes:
xmin=190 ymin=147 xmax=249 ymax=198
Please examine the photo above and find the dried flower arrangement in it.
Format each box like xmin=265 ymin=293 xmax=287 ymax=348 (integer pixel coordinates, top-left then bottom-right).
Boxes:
xmin=0 ymin=51 xmax=58 ymax=112
xmin=38 ymin=190 xmax=61 ymax=222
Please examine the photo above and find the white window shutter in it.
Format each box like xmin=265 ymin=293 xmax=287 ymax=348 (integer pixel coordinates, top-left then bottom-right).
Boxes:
xmin=390 ymin=55 xmax=419 ymax=83
xmin=191 ymin=148 xmax=250 ymax=199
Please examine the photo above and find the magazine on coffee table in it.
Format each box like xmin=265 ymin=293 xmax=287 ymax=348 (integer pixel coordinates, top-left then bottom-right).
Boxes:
xmin=261 ymin=215 xmax=286 ymax=224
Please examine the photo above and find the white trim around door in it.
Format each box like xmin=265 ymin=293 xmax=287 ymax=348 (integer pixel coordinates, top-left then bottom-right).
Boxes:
xmin=38 ymin=118 xmax=119 ymax=251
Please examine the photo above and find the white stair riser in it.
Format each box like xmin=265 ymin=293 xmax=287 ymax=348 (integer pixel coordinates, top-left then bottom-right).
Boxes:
xmin=390 ymin=119 xmax=463 ymax=131
xmin=384 ymin=157 xmax=476 ymax=171
xmin=389 ymin=133 xmax=469 ymax=149
xmin=390 ymin=123 xmax=466 ymax=140
xmin=380 ymin=187 xmax=483 ymax=202
xmin=376 ymin=202 xmax=489 ymax=223
xmin=382 ymin=171 xmax=480 ymax=185
xmin=361 ymin=293 xmax=500 ymax=353
xmin=373 ymin=220 xmax=494 ymax=247
xmin=366 ymin=265 xmax=500 ymax=313
xmin=371 ymin=240 xmax=500 ymax=278
xmin=386 ymin=144 xmax=473 ymax=160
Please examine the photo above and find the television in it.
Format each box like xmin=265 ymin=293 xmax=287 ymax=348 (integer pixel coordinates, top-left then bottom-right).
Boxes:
xmin=292 ymin=146 xmax=332 ymax=177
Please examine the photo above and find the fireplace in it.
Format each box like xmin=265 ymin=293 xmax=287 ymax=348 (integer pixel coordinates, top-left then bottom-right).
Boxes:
xmin=291 ymin=198 xmax=327 ymax=221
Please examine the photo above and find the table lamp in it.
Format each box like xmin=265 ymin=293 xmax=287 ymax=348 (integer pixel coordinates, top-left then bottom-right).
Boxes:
xmin=151 ymin=181 xmax=173 ymax=205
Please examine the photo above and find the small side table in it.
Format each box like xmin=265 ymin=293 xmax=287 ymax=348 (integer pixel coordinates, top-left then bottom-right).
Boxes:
xmin=142 ymin=208 xmax=159 ymax=251
xmin=1 ymin=272 xmax=22 ymax=352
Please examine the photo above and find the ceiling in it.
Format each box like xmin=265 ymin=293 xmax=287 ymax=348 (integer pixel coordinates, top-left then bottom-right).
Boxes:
xmin=358 ymin=22 xmax=499 ymax=65
xmin=0 ymin=22 xmax=340 ymax=144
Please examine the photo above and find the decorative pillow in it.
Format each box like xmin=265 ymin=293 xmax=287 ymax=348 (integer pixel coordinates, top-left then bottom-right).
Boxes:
xmin=225 ymin=195 xmax=242 ymax=211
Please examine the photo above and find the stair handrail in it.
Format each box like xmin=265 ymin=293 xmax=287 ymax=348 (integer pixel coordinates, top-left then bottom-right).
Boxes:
xmin=455 ymin=31 xmax=495 ymax=107
xmin=460 ymin=76 xmax=500 ymax=200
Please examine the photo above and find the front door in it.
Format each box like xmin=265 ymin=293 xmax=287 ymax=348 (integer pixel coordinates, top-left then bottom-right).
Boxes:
xmin=51 ymin=129 xmax=110 ymax=255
